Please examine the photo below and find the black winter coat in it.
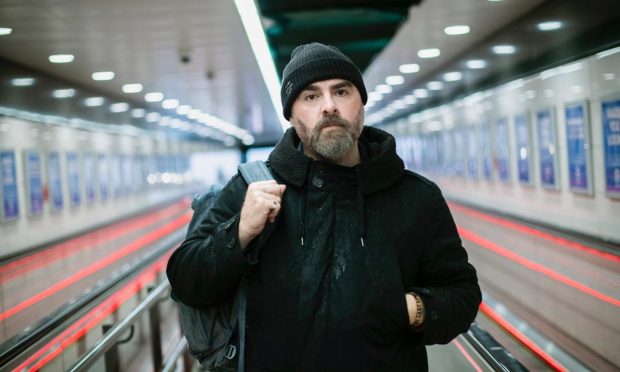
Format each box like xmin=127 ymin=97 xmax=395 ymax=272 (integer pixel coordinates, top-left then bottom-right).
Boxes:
xmin=167 ymin=126 xmax=481 ymax=371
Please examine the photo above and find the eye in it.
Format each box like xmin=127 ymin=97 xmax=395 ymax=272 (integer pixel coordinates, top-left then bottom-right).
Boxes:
xmin=304 ymin=93 xmax=317 ymax=101
xmin=335 ymin=88 xmax=349 ymax=96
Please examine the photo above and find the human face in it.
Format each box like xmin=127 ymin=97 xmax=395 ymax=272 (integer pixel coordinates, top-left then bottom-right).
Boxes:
xmin=290 ymin=79 xmax=365 ymax=163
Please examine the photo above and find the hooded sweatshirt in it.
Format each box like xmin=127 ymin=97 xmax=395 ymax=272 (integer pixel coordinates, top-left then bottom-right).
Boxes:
xmin=167 ymin=126 xmax=481 ymax=371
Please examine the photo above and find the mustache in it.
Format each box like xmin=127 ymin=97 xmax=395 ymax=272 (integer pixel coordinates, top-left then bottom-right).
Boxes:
xmin=316 ymin=114 xmax=349 ymax=130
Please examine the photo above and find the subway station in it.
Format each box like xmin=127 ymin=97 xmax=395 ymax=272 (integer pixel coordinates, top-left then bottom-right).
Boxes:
xmin=0 ymin=0 xmax=619 ymax=371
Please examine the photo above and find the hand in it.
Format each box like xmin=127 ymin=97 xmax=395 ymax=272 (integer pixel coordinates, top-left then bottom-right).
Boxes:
xmin=238 ymin=180 xmax=286 ymax=250
xmin=405 ymin=293 xmax=417 ymax=325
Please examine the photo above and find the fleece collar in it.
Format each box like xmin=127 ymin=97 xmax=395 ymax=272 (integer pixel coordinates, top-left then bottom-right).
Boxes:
xmin=268 ymin=126 xmax=404 ymax=195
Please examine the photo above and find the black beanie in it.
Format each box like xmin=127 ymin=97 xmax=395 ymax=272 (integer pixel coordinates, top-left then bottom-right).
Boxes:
xmin=280 ymin=42 xmax=367 ymax=120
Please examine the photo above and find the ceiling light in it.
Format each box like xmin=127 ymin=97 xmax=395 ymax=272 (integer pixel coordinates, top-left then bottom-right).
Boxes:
xmin=404 ymin=95 xmax=417 ymax=105
xmin=176 ymin=105 xmax=192 ymax=115
xmin=11 ymin=78 xmax=35 ymax=86
xmin=385 ymin=75 xmax=405 ymax=85
xmin=596 ymin=47 xmax=620 ymax=59
xmin=603 ymin=73 xmax=615 ymax=81
xmin=188 ymin=109 xmax=203 ymax=120
xmin=49 ymin=54 xmax=74 ymax=63
xmin=145 ymin=92 xmax=164 ymax=102
xmin=418 ymin=48 xmax=440 ymax=58
xmin=84 ymin=97 xmax=104 ymax=107
xmin=368 ymin=92 xmax=383 ymax=101
xmin=146 ymin=112 xmax=160 ymax=122
xmin=52 ymin=89 xmax=76 ymax=98
xmin=444 ymin=25 xmax=470 ymax=35
xmin=0 ymin=28 xmax=12 ymax=36
xmin=234 ymin=0 xmax=289 ymax=132
xmin=466 ymin=60 xmax=487 ymax=69
xmin=110 ymin=103 xmax=129 ymax=113
xmin=427 ymin=81 xmax=443 ymax=91
xmin=443 ymin=72 xmax=463 ymax=81
xmin=537 ymin=21 xmax=562 ymax=31
xmin=162 ymin=99 xmax=179 ymax=109
xmin=414 ymin=89 xmax=429 ymax=98
xmin=122 ymin=83 xmax=143 ymax=93
xmin=376 ymin=84 xmax=393 ymax=94
xmin=131 ymin=108 xmax=146 ymax=118
xmin=493 ymin=45 xmax=516 ymax=54
xmin=92 ymin=71 xmax=115 ymax=81
xmin=399 ymin=64 xmax=420 ymax=74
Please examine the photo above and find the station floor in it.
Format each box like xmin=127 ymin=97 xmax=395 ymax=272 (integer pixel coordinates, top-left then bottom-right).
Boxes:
xmin=1 ymin=198 xmax=618 ymax=371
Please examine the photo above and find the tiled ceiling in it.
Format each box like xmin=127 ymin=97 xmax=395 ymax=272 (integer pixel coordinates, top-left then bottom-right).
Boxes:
xmin=0 ymin=0 xmax=619 ymax=146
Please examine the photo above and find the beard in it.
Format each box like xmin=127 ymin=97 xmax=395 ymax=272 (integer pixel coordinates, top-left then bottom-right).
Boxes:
xmin=292 ymin=108 xmax=364 ymax=162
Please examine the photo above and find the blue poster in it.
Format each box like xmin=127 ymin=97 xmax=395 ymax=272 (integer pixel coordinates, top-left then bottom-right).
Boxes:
xmin=1 ymin=151 xmax=19 ymax=221
xmin=565 ymin=102 xmax=592 ymax=194
xmin=467 ymin=125 xmax=478 ymax=179
xmin=454 ymin=128 xmax=465 ymax=177
xmin=479 ymin=120 xmax=493 ymax=180
xmin=84 ymin=153 xmax=96 ymax=203
xmin=25 ymin=151 xmax=44 ymax=216
xmin=122 ymin=155 xmax=132 ymax=194
xmin=602 ymin=97 xmax=620 ymax=197
xmin=111 ymin=155 xmax=122 ymax=197
xmin=442 ymin=130 xmax=453 ymax=176
xmin=495 ymin=118 xmax=511 ymax=182
xmin=514 ymin=114 xmax=532 ymax=184
xmin=48 ymin=152 xmax=64 ymax=211
xmin=98 ymin=154 xmax=109 ymax=201
xmin=66 ymin=152 xmax=81 ymax=206
xmin=537 ymin=108 xmax=559 ymax=189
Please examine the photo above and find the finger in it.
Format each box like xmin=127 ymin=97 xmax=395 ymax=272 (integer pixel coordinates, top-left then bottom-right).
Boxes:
xmin=249 ymin=181 xmax=285 ymax=196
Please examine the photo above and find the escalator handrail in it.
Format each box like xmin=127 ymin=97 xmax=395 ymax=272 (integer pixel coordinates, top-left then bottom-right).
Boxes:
xmin=462 ymin=322 xmax=528 ymax=372
xmin=68 ymin=280 xmax=170 ymax=371
xmin=0 ymin=230 xmax=185 ymax=368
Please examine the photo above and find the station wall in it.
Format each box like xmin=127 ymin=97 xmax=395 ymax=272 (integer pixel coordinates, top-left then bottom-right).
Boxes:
xmin=389 ymin=47 xmax=620 ymax=243
xmin=0 ymin=118 xmax=218 ymax=257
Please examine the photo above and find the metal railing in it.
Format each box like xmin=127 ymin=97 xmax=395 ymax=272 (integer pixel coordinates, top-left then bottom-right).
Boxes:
xmin=68 ymin=280 xmax=182 ymax=371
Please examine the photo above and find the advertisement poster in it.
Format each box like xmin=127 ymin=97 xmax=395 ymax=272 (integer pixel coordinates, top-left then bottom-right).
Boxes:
xmin=514 ymin=114 xmax=532 ymax=184
xmin=602 ymin=97 xmax=620 ymax=197
xmin=84 ymin=153 xmax=96 ymax=204
xmin=453 ymin=128 xmax=465 ymax=177
xmin=66 ymin=152 xmax=81 ymax=206
xmin=479 ymin=120 xmax=493 ymax=180
xmin=24 ymin=151 xmax=44 ymax=216
xmin=122 ymin=155 xmax=132 ymax=194
xmin=1 ymin=150 xmax=19 ymax=221
xmin=565 ymin=102 xmax=592 ymax=195
xmin=111 ymin=155 xmax=122 ymax=197
xmin=536 ymin=108 xmax=559 ymax=189
xmin=98 ymin=154 xmax=109 ymax=201
xmin=467 ymin=125 xmax=478 ymax=179
xmin=442 ymin=130 xmax=453 ymax=176
xmin=48 ymin=152 xmax=64 ymax=211
xmin=494 ymin=118 xmax=511 ymax=182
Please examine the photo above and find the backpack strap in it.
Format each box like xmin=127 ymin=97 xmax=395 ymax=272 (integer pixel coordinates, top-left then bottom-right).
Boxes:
xmin=238 ymin=160 xmax=274 ymax=184
xmin=235 ymin=160 xmax=274 ymax=372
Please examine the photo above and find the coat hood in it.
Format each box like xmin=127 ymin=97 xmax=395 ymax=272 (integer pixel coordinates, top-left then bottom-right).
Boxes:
xmin=268 ymin=126 xmax=405 ymax=194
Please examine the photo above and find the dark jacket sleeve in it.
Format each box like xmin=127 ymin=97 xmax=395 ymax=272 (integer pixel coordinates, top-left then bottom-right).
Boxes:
xmin=411 ymin=183 xmax=482 ymax=345
xmin=166 ymin=173 xmax=254 ymax=309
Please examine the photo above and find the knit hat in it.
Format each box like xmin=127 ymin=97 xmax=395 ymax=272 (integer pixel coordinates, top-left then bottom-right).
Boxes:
xmin=280 ymin=42 xmax=367 ymax=120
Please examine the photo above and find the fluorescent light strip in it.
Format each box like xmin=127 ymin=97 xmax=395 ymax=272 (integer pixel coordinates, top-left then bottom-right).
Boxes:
xmin=234 ymin=0 xmax=289 ymax=132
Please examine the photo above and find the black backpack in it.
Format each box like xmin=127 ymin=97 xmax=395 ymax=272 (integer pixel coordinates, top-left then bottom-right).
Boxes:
xmin=175 ymin=161 xmax=275 ymax=371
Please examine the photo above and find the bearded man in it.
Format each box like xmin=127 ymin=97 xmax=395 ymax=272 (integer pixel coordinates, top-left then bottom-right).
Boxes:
xmin=167 ymin=42 xmax=481 ymax=371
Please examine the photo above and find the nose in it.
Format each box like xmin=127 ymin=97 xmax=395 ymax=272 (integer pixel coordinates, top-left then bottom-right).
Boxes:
xmin=321 ymin=93 xmax=339 ymax=115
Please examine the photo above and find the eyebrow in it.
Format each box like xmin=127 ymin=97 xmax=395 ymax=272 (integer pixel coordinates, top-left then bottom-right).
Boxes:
xmin=302 ymin=81 xmax=353 ymax=92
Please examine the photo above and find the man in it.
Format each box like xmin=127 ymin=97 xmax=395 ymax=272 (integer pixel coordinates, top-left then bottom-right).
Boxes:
xmin=167 ymin=42 xmax=481 ymax=371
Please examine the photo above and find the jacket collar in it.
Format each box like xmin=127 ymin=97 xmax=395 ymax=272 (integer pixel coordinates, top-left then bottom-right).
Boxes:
xmin=268 ymin=126 xmax=404 ymax=194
